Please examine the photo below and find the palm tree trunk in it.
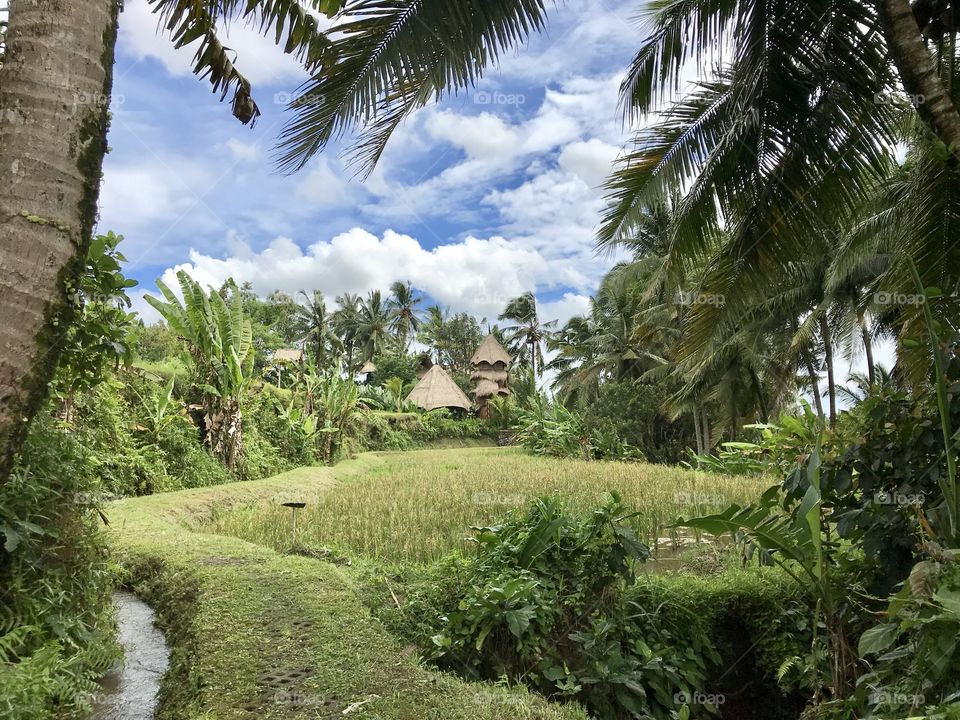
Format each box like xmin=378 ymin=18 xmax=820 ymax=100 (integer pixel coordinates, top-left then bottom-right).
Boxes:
xmin=530 ymin=340 xmax=537 ymax=378
xmin=693 ymin=410 xmax=703 ymax=455
xmin=878 ymin=0 xmax=960 ymax=161
xmin=820 ymin=318 xmax=837 ymax=427
xmin=860 ymin=318 xmax=876 ymax=385
xmin=701 ymin=408 xmax=711 ymax=452
xmin=0 ymin=0 xmax=120 ymax=482
xmin=806 ymin=357 xmax=826 ymax=420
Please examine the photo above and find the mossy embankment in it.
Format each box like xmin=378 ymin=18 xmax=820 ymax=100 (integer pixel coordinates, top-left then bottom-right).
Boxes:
xmin=106 ymin=459 xmax=586 ymax=720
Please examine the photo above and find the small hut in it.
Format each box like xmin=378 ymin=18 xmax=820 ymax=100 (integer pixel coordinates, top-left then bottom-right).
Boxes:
xmin=405 ymin=365 xmax=472 ymax=412
xmin=358 ymin=360 xmax=377 ymax=383
xmin=273 ymin=348 xmax=305 ymax=364
xmin=470 ymin=334 xmax=512 ymax=419
xmin=271 ymin=348 xmax=305 ymax=387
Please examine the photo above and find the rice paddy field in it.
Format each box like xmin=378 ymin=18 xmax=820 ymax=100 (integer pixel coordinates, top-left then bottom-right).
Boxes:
xmin=205 ymin=447 xmax=769 ymax=564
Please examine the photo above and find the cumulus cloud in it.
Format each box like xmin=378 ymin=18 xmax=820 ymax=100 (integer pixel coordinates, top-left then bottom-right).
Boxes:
xmin=150 ymin=229 xmax=568 ymax=320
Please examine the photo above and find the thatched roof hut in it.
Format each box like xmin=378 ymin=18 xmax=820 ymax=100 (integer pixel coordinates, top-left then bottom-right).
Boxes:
xmin=470 ymin=368 xmax=509 ymax=385
xmin=473 ymin=379 xmax=501 ymax=400
xmin=471 ymin=334 xmax=512 ymax=367
xmin=471 ymin=335 xmax=512 ymax=418
xmin=405 ymin=365 xmax=472 ymax=412
xmin=359 ymin=360 xmax=377 ymax=375
xmin=273 ymin=348 xmax=305 ymax=364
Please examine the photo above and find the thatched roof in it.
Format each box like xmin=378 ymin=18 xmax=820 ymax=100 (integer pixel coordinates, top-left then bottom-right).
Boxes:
xmin=471 ymin=334 xmax=511 ymax=367
xmin=405 ymin=365 xmax=472 ymax=412
xmin=273 ymin=348 xmax=305 ymax=363
xmin=359 ymin=361 xmax=377 ymax=374
xmin=473 ymin=379 xmax=501 ymax=399
xmin=471 ymin=368 xmax=509 ymax=385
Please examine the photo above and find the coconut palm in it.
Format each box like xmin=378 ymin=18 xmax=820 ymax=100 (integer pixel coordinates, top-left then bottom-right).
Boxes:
xmin=417 ymin=305 xmax=449 ymax=362
xmin=498 ymin=292 xmax=556 ymax=379
xmin=296 ymin=290 xmax=340 ymax=372
xmin=332 ymin=293 xmax=363 ymax=375
xmin=387 ymin=280 xmax=423 ymax=351
xmin=358 ymin=290 xmax=393 ymax=362
xmin=0 ymin=0 xmax=346 ymax=480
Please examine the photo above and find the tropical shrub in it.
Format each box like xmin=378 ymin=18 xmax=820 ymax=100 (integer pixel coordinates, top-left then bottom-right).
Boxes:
xmin=425 ymin=493 xmax=721 ymax=719
xmin=584 ymin=380 xmax=697 ymax=464
xmin=854 ymin=546 xmax=960 ymax=719
xmin=513 ymin=398 xmax=640 ymax=461
xmin=0 ymin=413 xmax=118 ymax=720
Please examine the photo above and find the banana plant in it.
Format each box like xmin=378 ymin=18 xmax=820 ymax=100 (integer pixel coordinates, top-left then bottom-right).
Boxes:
xmin=146 ymin=272 xmax=254 ymax=469
xmin=134 ymin=377 xmax=190 ymax=443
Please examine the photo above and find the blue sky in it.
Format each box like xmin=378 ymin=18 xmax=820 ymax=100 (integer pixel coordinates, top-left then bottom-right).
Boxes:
xmin=100 ymin=0 xmax=646 ymax=326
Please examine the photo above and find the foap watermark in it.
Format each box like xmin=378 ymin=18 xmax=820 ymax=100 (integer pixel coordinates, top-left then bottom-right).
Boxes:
xmin=873 ymin=491 xmax=926 ymax=507
xmin=874 ymin=291 xmax=926 ymax=307
xmin=674 ymin=491 xmax=727 ymax=507
xmin=74 ymin=491 xmax=116 ymax=505
xmin=869 ymin=690 xmax=925 ymax=706
xmin=472 ymin=690 xmax=525 ymax=707
xmin=874 ymin=91 xmax=925 ymax=108
xmin=473 ymin=491 xmax=525 ymax=507
xmin=474 ymin=90 xmax=526 ymax=107
xmin=674 ymin=690 xmax=726 ymax=707
xmin=273 ymin=690 xmax=325 ymax=707
xmin=273 ymin=91 xmax=323 ymax=107
xmin=675 ymin=291 xmax=726 ymax=307
xmin=73 ymin=91 xmax=123 ymax=110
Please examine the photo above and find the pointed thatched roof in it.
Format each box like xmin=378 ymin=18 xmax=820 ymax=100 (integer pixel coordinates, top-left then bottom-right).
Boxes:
xmin=406 ymin=365 xmax=472 ymax=412
xmin=273 ymin=348 xmax=305 ymax=363
xmin=471 ymin=334 xmax=511 ymax=367
xmin=359 ymin=361 xmax=377 ymax=374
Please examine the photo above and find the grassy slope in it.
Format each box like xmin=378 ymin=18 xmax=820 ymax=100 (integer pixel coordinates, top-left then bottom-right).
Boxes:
xmin=107 ymin=460 xmax=586 ymax=720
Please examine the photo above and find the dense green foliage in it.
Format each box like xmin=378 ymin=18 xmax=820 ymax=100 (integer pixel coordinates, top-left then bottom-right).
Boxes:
xmin=427 ymin=494 xmax=708 ymax=719
xmin=0 ymin=415 xmax=117 ymax=720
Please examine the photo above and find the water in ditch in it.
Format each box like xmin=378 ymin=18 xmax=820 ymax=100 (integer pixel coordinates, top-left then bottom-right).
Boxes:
xmin=88 ymin=591 xmax=169 ymax=720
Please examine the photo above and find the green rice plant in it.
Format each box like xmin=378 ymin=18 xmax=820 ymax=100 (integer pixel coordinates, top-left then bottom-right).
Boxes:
xmin=206 ymin=448 xmax=768 ymax=564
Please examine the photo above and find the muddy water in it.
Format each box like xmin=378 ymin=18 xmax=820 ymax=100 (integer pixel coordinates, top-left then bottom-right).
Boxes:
xmin=88 ymin=591 xmax=169 ymax=720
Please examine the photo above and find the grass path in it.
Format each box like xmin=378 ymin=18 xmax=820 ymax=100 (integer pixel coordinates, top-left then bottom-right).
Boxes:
xmin=107 ymin=458 xmax=586 ymax=720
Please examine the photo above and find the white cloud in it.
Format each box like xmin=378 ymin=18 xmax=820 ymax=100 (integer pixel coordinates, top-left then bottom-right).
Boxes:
xmin=147 ymin=229 xmax=575 ymax=320
xmin=295 ymin=158 xmax=355 ymax=207
xmin=226 ymin=138 xmax=260 ymax=163
xmin=559 ymin=139 xmax=621 ymax=190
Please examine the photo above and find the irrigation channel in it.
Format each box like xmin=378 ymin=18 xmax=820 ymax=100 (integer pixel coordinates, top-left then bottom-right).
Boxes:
xmin=88 ymin=592 xmax=169 ymax=720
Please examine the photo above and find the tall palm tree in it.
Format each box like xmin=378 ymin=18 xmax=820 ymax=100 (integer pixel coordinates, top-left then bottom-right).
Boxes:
xmin=332 ymin=292 xmax=362 ymax=375
xmin=417 ymin=305 xmax=449 ymax=363
xmin=0 ymin=0 xmax=341 ymax=481
xmin=387 ymin=280 xmax=423 ymax=351
xmin=358 ymin=290 xmax=393 ymax=362
xmin=498 ymin=292 xmax=556 ymax=379
xmin=296 ymin=290 xmax=340 ymax=371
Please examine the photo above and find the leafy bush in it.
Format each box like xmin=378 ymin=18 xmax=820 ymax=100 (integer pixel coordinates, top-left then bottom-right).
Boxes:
xmin=359 ymin=409 xmax=494 ymax=451
xmin=584 ymin=380 xmax=698 ymax=464
xmin=425 ymin=493 xmax=722 ymax=719
xmin=854 ymin=547 xmax=960 ymax=719
xmin=514 ymin=398 xmax=640 ymax=461
xmin=0 ymin=414 xmax=118 ymax=720
xmin=156 ymin=422 xmax=232 ymax=489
